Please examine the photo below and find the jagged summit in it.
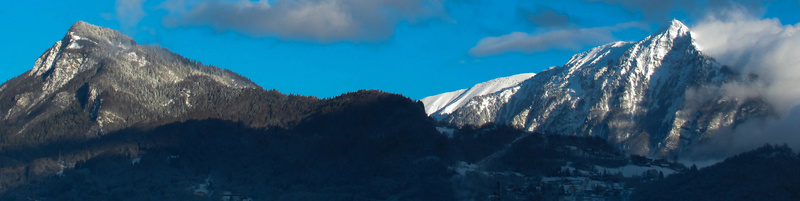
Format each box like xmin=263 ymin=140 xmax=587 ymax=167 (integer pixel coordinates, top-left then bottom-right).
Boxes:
xmin=563 ymin=20 xmax=698 ymax=75
xmin=658 ymin=19 xmax=691 ymax=38
xmin=646 ymin=19 xmax=697 ymax=57
xmin=427 ymin=19 xmax=767 ymax=157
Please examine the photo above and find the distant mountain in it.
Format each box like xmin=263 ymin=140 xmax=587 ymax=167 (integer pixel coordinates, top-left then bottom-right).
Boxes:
xmin=424 ymin=20 xmax=773 ymax=157
xmin=421 ymin=73 xmax=535 ymax=120
xmin=0 ymin=21 xmax=267 ymax=149
xmin=0 ymin=22 xmax=454 ymax=200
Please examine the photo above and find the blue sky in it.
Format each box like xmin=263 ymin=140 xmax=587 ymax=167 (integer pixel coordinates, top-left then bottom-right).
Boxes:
xmin=1 ymin=0 xmax=799 ymax=99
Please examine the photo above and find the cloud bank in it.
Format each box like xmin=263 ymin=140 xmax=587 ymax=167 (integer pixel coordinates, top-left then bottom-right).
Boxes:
xmin=693 ymin=9 xmax=800 ymax=115
xmin=468 ymin=22 xmax=644 ymax=57
xmin=160 ymin=0 xmax=446 ymax=43
xmin=686 ymin=8 xmax=800 ymax=159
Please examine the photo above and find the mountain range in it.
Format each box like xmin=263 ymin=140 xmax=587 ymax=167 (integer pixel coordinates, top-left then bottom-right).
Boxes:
xmin=0 ymin=20 xmax=796 ymax=200
xmin=423 ymin=20 xmax=773 ymax=157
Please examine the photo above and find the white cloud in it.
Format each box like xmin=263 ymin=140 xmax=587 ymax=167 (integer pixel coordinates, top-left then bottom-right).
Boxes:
xmin=692 ymin=9 xmax=800 ymax=113
xmin=116 ymin=0 xmax=147 ymax=35
xmin=160 ymin=0 xmax=447 ymax=43
xmin=686 ymin=7 xmax=800 ymax=159
xmin=468 ymin=22 xmax=644 ymax=57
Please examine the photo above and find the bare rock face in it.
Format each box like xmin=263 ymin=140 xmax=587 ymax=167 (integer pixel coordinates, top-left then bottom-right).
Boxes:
xmin=0 ymin=21 xmax=262 ymax=150
xmin=429 ymin=20 xmax=773 ymax=157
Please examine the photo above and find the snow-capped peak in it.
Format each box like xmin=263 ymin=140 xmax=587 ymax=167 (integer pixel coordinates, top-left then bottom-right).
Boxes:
xmin=430 ymin=19 xmax=750 ymax=157
xmin=659 ymin=19 xmax=691 ymax=38
xmin=422 ymin=73 xmax=535 ymax=118
xmin=650 ymin=19 xmax=695 ymax=48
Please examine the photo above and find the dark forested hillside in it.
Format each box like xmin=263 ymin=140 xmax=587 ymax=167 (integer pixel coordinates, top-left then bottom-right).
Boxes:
xmin=631 ymin=144 xmax=800 ymax=201
xmin=0 ymin=90 xmax=455 ymax=201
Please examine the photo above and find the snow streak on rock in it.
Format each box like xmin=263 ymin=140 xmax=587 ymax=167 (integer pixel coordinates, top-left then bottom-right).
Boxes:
xmin=421 ymin=73 xmax=535 ymax=120
xmin=1 ymin=21 xmax=258 ymax=135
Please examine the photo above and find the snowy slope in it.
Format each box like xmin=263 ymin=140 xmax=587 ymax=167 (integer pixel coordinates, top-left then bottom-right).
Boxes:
xmin=421 ymin=73 xmax=535 ymax=119
xmin=0 ymin=21 xmax=258 ymax=137
xmin=434 ymin=20 xmax=772 ymax=157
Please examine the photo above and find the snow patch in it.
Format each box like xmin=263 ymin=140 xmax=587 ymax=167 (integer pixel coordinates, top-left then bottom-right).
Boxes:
xmin=131 ymin=157 xmax=141 ymax=165
xmin=97 ymin=110 xmax=125 ymax=133
xmin=56 ymin=163 xmax=67 ymax=177
xmin=89 ymin=88 xmax=98 ymax=104
xmin=5 ymin=93 xmax=32 ymax=120
xmin=124 ymin=51 xmax=149 ymax=67
xmin=67 ymin=42 xmax=82 ymax=49
xmin=66 ymin=32 xmax=97 ymax=49
xmin=454 ymin=161 xmax=480 ymax=176
xmin=422 ymin=73 xmax=535 ymax=118
xmin=181 ymin=89 xmax=193 ymax=108
xmin=422 ymin=89 xmax=466 ymax=116
xmin=161 ymin=99 xmax=174 ymax=107
xmin=436 ymin=126 xmax=455 ymax=138
xmin=69 ymin=32 xmax=84 ymax=40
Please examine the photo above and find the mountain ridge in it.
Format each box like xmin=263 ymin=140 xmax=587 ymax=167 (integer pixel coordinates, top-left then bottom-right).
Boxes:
xmin=0 ymin=22 xmax=420 ymax=152
xmin=421 ymin=72 xmax=535 ymax=119
xmin=426 ymin=19 xmax=773 ymax=157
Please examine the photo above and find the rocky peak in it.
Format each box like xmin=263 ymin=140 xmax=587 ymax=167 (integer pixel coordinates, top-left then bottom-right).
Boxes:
xmin=657 ymin=19 xmax=691 ymax=40
xmin=431 ymin=19 xmax=757 ymax=157
xmin=3 ymin=21 xmax=258 ymax=136
xmin=28 ymin=21 xmax=132 ymax=78
xmin=66 ymin=21 xmax=136 ymax=49
xmin=645 ymin=19 xmax=697 ymax=57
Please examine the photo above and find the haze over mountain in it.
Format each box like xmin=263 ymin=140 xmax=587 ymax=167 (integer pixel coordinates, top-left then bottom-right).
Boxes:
xmin=424 ymin=20 xmax=774 ymax=158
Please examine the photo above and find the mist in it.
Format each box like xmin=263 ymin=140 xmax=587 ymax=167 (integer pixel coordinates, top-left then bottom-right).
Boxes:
xmin=684 ymin=7 xmax=800 ymax=160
